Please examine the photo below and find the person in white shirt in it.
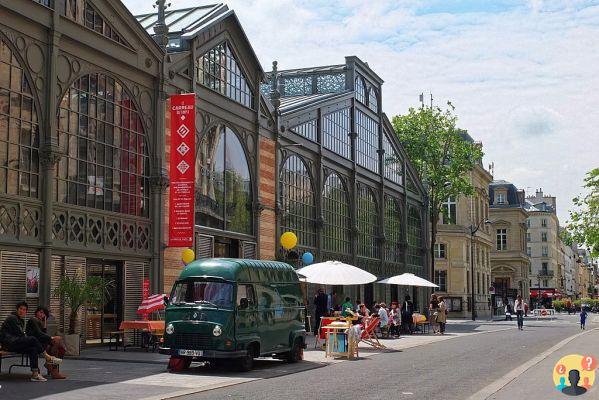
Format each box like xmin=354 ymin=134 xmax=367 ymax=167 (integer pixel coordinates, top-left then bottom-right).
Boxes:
xmin=376 ymin=304 xmax=389 ymax=327
xmin=514 ymin=295 xmax=525 ymax=330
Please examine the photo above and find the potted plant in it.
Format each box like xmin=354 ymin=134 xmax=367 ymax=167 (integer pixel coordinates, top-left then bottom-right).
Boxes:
xmin=53 ymin=274 xmax=109 ymax=355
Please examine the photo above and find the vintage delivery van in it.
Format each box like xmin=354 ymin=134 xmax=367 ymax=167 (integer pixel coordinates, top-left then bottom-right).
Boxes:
xmin=160 ymin=258 xmax=306 ymax=371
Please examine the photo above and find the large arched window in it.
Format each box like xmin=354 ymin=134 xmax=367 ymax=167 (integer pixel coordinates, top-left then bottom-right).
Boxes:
xmin=196 ymin=125 xmax=252 ymax=235
xmin=407 ymin=206 xmax=423 ymax=266
xmin=322 ymin=172 xmax=350 ymax=254
xmin=0 ymin=39 xmax=40 ymax=198
xmin=384 ymin=195 xmax=403 ymax=262
xmin=382 ymin=133 xmax=403 ymax=185
xmin=355 ymin=76 xmax=366 ymax=104
xmin=56 ymin=73 xmax=149 ymax=217
xmin=280 ymin=155 xmax=316 ymax=248
xmin=368 ymin=86 xmax=378 ymax=113
xmin=357 ymin=185 xmax=379 ymax=259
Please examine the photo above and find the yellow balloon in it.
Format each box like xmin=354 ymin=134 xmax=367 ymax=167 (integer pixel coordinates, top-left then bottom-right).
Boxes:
xmin=280 ymin=231 xmax=298 ymax=250
xmin=182 ymin=248 xmax=195 ymax=265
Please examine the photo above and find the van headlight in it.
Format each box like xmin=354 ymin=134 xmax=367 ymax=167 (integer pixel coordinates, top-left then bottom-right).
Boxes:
xmin=213 ymin=325 xmax=222 ymax=336
xmin=166 ymin=323 xmax=174 ymax=335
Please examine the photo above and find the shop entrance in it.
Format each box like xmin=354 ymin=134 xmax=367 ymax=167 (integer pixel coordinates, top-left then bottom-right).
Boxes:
xmin=85 ymin=260 xmax=123 ymax=345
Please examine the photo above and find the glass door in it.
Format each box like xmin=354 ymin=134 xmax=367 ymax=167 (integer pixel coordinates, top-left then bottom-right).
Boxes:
xmin=85 ymin=259 xmax=123 ymax=345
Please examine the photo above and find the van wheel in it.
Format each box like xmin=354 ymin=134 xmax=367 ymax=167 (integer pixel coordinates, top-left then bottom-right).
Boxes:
xmin=286 ymin=339 xmax=303 ymax=363
xmin=237 ymin=346 xmax=255 ymax=372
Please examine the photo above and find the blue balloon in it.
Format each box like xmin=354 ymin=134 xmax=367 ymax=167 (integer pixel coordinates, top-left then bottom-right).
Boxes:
xmin=302 ymin=252 xmax=314 ymax=265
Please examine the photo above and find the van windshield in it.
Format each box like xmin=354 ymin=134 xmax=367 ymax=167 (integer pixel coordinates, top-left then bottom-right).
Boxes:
xmin=170 ymin=280 xmax=234 ymax=309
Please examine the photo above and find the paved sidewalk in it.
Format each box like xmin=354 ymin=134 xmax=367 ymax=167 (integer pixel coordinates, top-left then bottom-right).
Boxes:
xmin=0 ymin=319 xmax=549 ymax=400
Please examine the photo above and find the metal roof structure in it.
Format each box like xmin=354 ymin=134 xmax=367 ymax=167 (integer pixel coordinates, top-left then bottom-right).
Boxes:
xmin=135 ymin=4 xmax=230 ymax=38
xmin=279 ymin=91 xmax=352 ymax=114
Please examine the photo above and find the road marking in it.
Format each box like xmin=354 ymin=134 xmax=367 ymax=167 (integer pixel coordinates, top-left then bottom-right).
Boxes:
xmin=467 ymin=327 xmax=599 ymax=400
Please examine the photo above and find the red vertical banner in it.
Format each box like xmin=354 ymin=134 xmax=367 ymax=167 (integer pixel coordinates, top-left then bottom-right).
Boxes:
xmin=168 ymin=93 xmax=195 ymax=247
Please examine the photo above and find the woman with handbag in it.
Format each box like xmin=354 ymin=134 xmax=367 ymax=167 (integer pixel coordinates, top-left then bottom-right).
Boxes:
xmin=429 ymin=294 xmax=439 ymax=334
xmin=437 ymin=296 xmax=447 ymax=334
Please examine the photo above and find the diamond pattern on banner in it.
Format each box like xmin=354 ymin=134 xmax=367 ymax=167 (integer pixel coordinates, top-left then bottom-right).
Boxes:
xmin=177 ymin=160 xmax=190 ymax=174
xmin=177 ymin=124 xmax=190 ymax=138
xmin=177 ymin=142 xmax=190 ymax=156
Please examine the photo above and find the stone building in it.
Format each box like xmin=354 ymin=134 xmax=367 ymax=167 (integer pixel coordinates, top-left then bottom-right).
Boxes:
xmin=488 ymin=180 xmax=530 ymax=313
xmin=434 ymin=134 xmax=493 ymax=319
xmin=525 ymin=189 xmax=562 ymax=306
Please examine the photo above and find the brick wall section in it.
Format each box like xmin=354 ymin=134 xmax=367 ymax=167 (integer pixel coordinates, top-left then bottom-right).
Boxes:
xmin=161 ymin=98 xmax=185 ymax=292
xmin=258 ymin=136 xmax=276 ymax=260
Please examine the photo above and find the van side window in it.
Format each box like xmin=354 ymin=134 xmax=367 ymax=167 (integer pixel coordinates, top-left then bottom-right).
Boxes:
xmin=237 ymin=284 xmax=255 ymax=306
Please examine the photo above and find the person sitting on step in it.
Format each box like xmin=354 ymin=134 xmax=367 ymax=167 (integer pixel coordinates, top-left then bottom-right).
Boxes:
xmin=26 ymin=306 xmax=66 ymax=379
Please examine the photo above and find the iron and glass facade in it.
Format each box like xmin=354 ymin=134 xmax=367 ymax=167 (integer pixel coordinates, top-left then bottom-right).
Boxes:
xmin=272 ymin=57 xmax=429 ymax=305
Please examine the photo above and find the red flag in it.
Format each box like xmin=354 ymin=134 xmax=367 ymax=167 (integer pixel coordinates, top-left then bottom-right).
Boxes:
xmin=168 ymin=94 xmax=196 ymax=247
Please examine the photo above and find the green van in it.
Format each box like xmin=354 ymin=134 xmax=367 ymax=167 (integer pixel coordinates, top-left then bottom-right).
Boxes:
xmin=160 ymin=258 xmax=306 ymax=371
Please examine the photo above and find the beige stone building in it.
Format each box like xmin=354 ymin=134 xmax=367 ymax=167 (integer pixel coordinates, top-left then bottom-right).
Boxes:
xmin=434 ymin=137 xmax=493 ymax=319
xmin=489 ymin=181 xmax=530 ymax=313
xmin=525 ymin=189 xmax=562 ymax=307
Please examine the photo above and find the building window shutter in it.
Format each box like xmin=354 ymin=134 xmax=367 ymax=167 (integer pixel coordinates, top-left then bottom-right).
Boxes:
xmin=196 ymin=234 xmax=214 ymax=259
xmin=124 ymin=261 xmax=144 ymax=344
xmin=241 ymin=241 xmax=257 ymax=259
xmin=0 ymin=251 xmax=39 ymax=322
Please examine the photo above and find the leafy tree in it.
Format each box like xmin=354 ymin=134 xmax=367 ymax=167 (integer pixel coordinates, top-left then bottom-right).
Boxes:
xmin=392 ymin=103 xmax=484 ymax=275
xmin=567 ymin=168 xmax=599 ymax=257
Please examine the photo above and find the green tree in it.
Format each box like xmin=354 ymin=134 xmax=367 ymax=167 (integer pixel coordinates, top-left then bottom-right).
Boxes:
xmin=392 ymin=103 xmax=484 ymax=275
xmin=567 ymin=168 xmax=599 ymax=257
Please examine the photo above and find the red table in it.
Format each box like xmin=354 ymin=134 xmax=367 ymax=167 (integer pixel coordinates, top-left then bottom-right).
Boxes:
xmin=119 ymin=320 xmax=165 ymax=350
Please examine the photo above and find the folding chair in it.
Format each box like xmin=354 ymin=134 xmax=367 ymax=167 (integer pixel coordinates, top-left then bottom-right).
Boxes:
xmin=315 ymin=317 xmax=336 ymax=349
xmin=359 ymin=317 xmax=386 ymax=349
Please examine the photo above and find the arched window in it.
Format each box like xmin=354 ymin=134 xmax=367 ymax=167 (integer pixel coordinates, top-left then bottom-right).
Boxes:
xmin=382 ymin=133 xmax=403 ymax=184
xmin=368 ymin=86 xmax=378 ymax=112
xmin=0 ymin=39 xmax=40 ymax=198
xmin=356 ymin=110 xmax=379 ymax=173
xmin=322 ymin=172 xmax=350 ymax=254
xmin=384 ymin=196 xmax=403 ymax=262
xmin=196 ymin=125 xmax=252 ymax=235
xmin=355 ymin=76 xmax=366 ymax=104
xmin=407 ymin=206 xmax=423 ymax=267
xmin=56 ymin=73 xmax=149 ymax=217
xmin=357 ymin=185 xmax=379 ymax=259
xmin=280 ymin=155 xmax=316 ymax=248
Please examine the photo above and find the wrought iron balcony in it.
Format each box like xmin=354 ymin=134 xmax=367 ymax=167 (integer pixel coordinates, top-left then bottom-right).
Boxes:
xmin=538 ymin=270 xmax=555 ymax=278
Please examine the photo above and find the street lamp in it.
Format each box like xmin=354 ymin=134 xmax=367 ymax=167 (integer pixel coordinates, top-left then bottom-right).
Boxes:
xmin=469 ymin=218 xmax=491 ymax=321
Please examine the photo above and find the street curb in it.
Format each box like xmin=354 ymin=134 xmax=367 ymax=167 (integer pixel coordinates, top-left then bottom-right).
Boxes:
xmin=467 ymin=327 xmax=599 ymax=400
xmin=67 ymin=356 xmax=167 ymax=366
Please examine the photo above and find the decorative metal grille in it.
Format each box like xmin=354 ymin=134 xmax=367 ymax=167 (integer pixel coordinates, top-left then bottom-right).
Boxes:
xmin=357 ymin=185 xmax=379 ymax=259
xmin=290 ymin=120 xmax=317 ymax=142
xmin=56 ymin=73 xmax=150 ymax=217
xmin=68 ymin=214 xmax=85 ymax=244
xmin=0 ymin=203 xmax=17 ymax=236
xmin=51 ymin=211 xmax=66 ymax=241
xmin=122 ymin=222 xmax=135 ymax=249
xmin=322 ymin=108 xmax=351 ymax=159
xmin=137 ymin=224 xmax=149 ymax=251
xmin=282 ymin=76 xmax=311 ymax=96
xmin=105 ymin=219 xmax=119 ymax=247
xmin=407 ymin=206 xmax=423 ymax=267
xmin=280 ymin=155 xmax=316 ymax=249
xmin=382 ymin=133 xmax=403 ymax=184
xmin=20 ymin=207 xmax=40 ymax=239
xmin=87 ymin=217 xmax=103 ymax=245
xmin=356 ymin=110 xmax=379 ymax=173
xmin=0 ymin=38 xmax=40 ymax=198
xmin=355 ymin=76 xmax=366 ymax=104
xmin=406 ymin=172 xmax=418 ymax=193
xmin=316 ymin=74 xmax=345 ymax=94
xmin=368 ymin=86 xmax=378 ymax=112
xmin=196 ymin=41 xmax=254 ymax=109
xmin=322 ymin=173 xmax=351 ymax=255
xmin=384 ymin=195 xmax=403 ymax=262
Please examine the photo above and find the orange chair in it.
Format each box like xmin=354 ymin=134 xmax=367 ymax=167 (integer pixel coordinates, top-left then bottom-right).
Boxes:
xmin=359 ymin=317 xmax=386 ymax=349
xmin=315 ymin=317 xmax=337 ymax=348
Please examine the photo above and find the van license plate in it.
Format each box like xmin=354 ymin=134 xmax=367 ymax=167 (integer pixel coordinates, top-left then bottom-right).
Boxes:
xmin=179 ymin=349 xmax=204 ymax=357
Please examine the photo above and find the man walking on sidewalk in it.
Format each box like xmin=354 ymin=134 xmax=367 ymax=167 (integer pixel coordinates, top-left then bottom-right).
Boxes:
xmin=515 ymin=295 xmax=525 ymax=330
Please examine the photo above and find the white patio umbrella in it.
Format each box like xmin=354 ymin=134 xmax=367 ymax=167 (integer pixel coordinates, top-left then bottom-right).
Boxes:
xmin=378 ymin=273 xmax=439 ymax=288
xmin=296 ymin=261 xmax=377 ymax=285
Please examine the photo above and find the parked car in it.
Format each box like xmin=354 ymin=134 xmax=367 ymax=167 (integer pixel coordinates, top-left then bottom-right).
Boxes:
xmin=160 ymin=258 xmax=306 ymax=371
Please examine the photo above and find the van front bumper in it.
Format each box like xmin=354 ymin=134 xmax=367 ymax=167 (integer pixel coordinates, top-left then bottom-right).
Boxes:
xmin=159 ymin=347 xmax=247 ymax=359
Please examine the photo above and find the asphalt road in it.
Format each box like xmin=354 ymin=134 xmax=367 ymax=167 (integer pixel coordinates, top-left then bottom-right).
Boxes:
xmin=185 ymin=317 xmax=591 ymax=400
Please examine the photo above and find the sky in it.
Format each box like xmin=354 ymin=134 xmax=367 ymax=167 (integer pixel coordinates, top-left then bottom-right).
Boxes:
xmin=123 ymin=0 xmax=599 ymax=222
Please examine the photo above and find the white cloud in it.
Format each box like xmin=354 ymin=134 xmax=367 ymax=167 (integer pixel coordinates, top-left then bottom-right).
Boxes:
xmin=123 ymin=0 xmax=599 ymax=222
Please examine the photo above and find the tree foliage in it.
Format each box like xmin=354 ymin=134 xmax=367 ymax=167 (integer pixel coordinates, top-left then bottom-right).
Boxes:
xmin=53 ymin=274 xmax=109 ymax=335
xmin=391 ymin=103 xmax=484 ymax=230
xmin=567 ymin=167 xmax=599 ymax=257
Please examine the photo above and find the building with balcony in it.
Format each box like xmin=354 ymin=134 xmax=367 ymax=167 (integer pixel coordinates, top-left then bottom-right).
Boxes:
xmin=525 ymin=189 xmax=561 ymax=306
xmin=488 ymin=180 xmax=530 ymax=313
